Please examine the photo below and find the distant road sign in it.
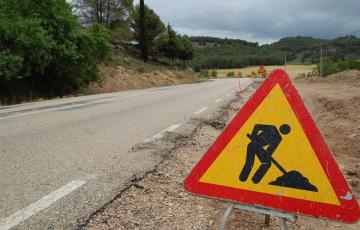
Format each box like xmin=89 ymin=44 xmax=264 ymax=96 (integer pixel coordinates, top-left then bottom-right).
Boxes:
xmin=257 ymin=65 xmax=267 ymax=74
xmin=184 ymin=69 xmax=360 ymax=223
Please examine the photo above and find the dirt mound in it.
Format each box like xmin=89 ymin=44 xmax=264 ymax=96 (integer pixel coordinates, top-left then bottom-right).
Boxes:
xmin=325 ymin=70 xmax=360 ymax=85
xmin=296 ymin=70 xmax=360 ymax=86
xmin=269 ymin=171 xmax=318 ymax=192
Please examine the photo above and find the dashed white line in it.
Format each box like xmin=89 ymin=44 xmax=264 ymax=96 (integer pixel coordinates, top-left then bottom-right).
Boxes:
xmin=0 ymin=180 xmax=86 ymax=230
xmin=194 ymin=107 xmax=208 ymax=115
xmin=144 ymin=124 xmax=181 ymax=142
xmin=214 ymin=98 xmax=223 ymax=104
xmin=0 ymin=91 xmax=169 ymax=120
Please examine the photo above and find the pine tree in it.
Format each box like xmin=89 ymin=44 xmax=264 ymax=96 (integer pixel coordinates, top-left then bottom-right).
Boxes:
xmin=163 ymin=24 xmax=178 ymax=63
xmin=139 ymin=0 xmax=148 ymax=62
xmin=133 ymin=3 xmax=165 ymax=59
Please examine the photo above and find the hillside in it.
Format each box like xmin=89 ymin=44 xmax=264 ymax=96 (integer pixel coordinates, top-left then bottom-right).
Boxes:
xmin=273 ymin=36 xmax=360 ymax=63
xmin=191 ymin=36 xmax=360 ymax=70
xmin=191 ymin=36 xmax=284 ymax=71
xmin=89 ymin=49 xmax=200 ymax=94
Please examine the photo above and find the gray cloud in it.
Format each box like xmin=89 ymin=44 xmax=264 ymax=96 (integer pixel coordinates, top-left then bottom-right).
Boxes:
xmin=140 ymin=0 xmax=360 ymax=44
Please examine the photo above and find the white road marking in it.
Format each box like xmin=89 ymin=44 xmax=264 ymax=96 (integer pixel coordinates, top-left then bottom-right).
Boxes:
xmin=0 ymin=90 xmax=168 ymax=120
xmin=194 ymin=107 xmax=208 ymax=115
xmin=214 ymin=98 xmax=223 ymax=103
xmin=0 ymin=180 xmax=86 ymax=230
xmin=144 ymin=124 xmax=181 ymax=143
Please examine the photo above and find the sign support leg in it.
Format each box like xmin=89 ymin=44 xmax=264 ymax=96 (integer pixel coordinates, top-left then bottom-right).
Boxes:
xmin=282 ymin=218 xmax=289 ymax=230
xmin=265 ymin=214 xmax=270 ymax=226
xmin=219 ymin=204 xmax=234 ymax=230
xmin=219 ymin=203 xmax=296 ymax=230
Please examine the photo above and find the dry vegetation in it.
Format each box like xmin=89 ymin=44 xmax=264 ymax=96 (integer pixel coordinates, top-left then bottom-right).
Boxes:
xmin=85 ymin=51 xmax=202 ymax=94
xmin=88 ymin=65 xmax=200 ymax=94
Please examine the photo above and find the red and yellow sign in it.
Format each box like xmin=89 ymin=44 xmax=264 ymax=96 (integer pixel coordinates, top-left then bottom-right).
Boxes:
xmin=184 ymin=69 xmax=359 ymax=223
xmin=257 ymin=65 xmax=267 ymax=75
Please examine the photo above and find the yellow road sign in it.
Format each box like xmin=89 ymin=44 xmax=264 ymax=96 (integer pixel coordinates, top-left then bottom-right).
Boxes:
xmin=200 ymin=83 xmax=339 ymax=205
xmin=184 ymin=69 xmax=359 ymax=223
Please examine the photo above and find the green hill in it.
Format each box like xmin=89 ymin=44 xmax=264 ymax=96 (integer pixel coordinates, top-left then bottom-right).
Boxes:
xmin=191 ymin=36 xmax=360 ymax=70
xmin=191 ymin=36 xmax=284 ymax=71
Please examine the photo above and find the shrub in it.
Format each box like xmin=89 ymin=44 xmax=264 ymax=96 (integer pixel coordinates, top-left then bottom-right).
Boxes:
xmin=211 ymin=69 xmax=218 ymax=78
xmin=226 ymin=72 xmax=235 ymax=78
xmin=318 ymin=58 xmax=360 ymax=76
xmin=199 ymin=69 xmax=209 ymax=78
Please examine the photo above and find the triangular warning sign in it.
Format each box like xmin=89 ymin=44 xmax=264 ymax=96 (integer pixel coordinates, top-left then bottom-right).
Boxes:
xmin=184 ymin=69 xmax=360 ymax=223
xmin=258 ymin=65 xmax=267 ymax=74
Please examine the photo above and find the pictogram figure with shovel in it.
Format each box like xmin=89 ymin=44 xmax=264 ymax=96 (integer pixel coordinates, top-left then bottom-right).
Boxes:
xmin=239 ymin=123 xmax=318 ymax=192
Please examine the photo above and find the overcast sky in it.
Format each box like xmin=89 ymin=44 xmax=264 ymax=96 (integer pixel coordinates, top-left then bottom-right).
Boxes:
xmin=138 ymin=0 xmax=360 ymax=44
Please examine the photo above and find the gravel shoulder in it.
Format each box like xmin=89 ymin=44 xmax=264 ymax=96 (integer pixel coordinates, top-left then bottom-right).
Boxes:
xmin=85 ymin=72 xmax=360 ymax=230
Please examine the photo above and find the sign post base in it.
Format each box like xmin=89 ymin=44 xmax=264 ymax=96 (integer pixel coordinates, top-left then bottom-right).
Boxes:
xmin=219 ymin=203 xmax=296 ymax=230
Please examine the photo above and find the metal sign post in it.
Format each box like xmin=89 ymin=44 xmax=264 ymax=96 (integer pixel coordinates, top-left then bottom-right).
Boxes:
xmin=219 ymin=203 xmax=296 ymax=230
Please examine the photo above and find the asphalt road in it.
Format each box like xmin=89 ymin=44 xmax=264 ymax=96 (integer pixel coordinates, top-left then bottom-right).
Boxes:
xmin=0 ymin=78 xmax=252 ymax=229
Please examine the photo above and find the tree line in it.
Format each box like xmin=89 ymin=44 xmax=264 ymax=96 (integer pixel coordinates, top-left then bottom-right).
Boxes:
xmin=0 ymin=0 xmax=194 ymax=104
xmin=191 ymin=37 xmax=284 ymax=71
xmin=191 ymin=35 xmax=360 ymax=71
xmin=269 ymin=36 xmax=360 ymax=64
xmin=133 ymin=0 xmax=194 ymax=64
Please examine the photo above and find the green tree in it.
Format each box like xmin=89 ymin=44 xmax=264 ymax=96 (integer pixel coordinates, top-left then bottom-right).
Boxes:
xmin=0 ymin=51 xmax=23 ymax=81
xmin=177 ymin=35 xmax=194 ymax=66
xmin=199 ymin=69 xmax=209 ymax=78
xmin=226 ymin=72 xmax=235 ymax=78
xmin=133 ymin=2 xmax=165 ymax=61
xmin=0 ymin=0 xmax=112 ymax=103
xmin=161 ymin=24 xmax=179 ymax=63
xmin=139 ymin=0 xmax=148 ymax=62
xmin=159 ymin=25 xmax=194 ymax=65
xmin=211 ymin=69 xmax=218 ymax=78
xmin=74 ymin=0 xmax=133 ymax=27
xmin=74 ymin=0 xmax=134 ymax=40
xmin=87 ymin=23 xmax=113 ymax=61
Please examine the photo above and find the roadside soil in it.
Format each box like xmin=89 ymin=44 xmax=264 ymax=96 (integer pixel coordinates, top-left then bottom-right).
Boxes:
xmin=88 ymin=65 xmax=201 ymax=94
xmin=85 ymin=70 xmax=360 ymax=230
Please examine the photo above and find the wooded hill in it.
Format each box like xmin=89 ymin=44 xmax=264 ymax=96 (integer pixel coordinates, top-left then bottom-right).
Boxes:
xmin=191 ymin=36 xmax=360 ymax=70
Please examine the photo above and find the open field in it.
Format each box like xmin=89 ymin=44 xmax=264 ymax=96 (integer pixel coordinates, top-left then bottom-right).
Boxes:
xmin=218 ymin=64 xmax=317 ymax=78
